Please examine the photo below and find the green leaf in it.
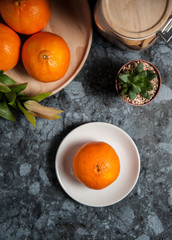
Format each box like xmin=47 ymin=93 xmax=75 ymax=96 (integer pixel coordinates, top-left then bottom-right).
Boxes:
xmin=139 ymin=71 xmax=147 ymax=77
xmin=5 ymin=92 xmax=17 ymax=107
xmin=136 ymin=62 xmax=143 ymax=73
xmin=17 ymin=92 xmax=27 ymax=97
xmin=135 ymin=81 xmax=145 ymax=89
xmin=147 ymin=81 xmax=153 ymax=91
xmin=132 ymin=84 xmax=141 ymax=93
xmin=133 ymin=72 xmax=146 ymax=82
xmin=141 ymin=91 xmax=150 ymax=99
xmin=17 ymin=101 xmax=36 ymax=128
xmin=129 ymin=90 xmax=137 ymax=100
xmin=120 ymin=87 xmax=128 ymax=96
xmin=10 ymin=83 xmax=28 ymax=93
xmin=0 ymin=73 xmax=17 ymax=85
xmin=20 ymin=92 xmax=52 ymax=102
xmin=147 ymin=71 xmax=156 ymax=80
xmin=0 ymin=70 xmax=4 ymax=75
xmin=0 ymin=101 xmax=16 ymax=121
xmin=137 ymin=78 xmax=148 ymax=91
xmin=133 ymin=75 xmax=141 ymax=83
xmin=30 ymin=92 xmax=52 ymax=102
xmin=140 ymin=79 xmax=153 ymax=92
xmin=119 ymin=73 xmax=130 ymax=83
xmin=0 ymin=92 xmax=3 ymax=101
xmin=0 ymin=85 xmax=11 ymax=93
xmin=122 ymin=83 xmax=128 ymax=88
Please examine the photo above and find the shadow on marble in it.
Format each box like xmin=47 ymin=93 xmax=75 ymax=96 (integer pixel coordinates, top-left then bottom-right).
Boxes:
xmin=83 ymin=57 xmax=124 ymax=97
xmin=61 ymin=141 xmax=87 ymax=185
xmin=46 ymin=122 xmax=89 ymax=188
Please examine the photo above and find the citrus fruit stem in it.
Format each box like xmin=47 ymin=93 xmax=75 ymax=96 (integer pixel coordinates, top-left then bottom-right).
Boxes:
xmin=96 ymin=165 xmax=100 ymax=172
xmin=42 ymin=55 xmax=47 ymax=59
xmin=15 ymin=0 xmax=21 ymax=7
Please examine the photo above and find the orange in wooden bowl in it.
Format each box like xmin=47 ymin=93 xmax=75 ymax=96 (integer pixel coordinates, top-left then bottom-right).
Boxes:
xmin=73 ymin=142 xmax=120 ymax=190
xmin=0 ymin=23 xmax=21 ymax=72
xmin=0 ymin=0 xmax=51 ymax=35
xmin=22 ymin=32 xmax=70 ymax=82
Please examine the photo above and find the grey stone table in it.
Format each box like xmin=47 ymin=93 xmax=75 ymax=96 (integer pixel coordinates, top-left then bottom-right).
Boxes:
xmin=0 ymin=2 xmax=172 ymax=240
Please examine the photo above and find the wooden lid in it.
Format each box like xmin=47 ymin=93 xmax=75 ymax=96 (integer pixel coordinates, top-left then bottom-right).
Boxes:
xmin=102 ymin=0 xmax=172 ymax=38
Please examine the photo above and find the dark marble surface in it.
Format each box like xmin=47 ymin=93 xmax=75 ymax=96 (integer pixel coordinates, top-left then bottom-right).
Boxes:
xmin=0 ymin=2 xmax=172 ymax=240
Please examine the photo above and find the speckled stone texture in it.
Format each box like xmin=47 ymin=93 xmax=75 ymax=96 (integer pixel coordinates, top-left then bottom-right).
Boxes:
xmin=0 ymin=2 xmax=172 ymax=240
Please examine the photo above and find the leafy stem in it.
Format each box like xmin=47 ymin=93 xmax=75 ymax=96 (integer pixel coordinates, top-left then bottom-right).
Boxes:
xmin=0 ymin=70 xmax=63 ymax=127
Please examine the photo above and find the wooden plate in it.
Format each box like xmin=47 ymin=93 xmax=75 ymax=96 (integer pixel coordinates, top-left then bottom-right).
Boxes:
xmin=6 ymin=0 xmax=92 ymax=96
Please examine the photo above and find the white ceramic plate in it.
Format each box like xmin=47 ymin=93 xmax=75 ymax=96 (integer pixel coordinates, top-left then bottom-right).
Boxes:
xmin=55 ymin=122 xmax=140 ymax=207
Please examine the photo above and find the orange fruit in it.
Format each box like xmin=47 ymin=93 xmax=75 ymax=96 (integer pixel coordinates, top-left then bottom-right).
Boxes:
xmin=73 ymin=142 xmax=120 ymax=190
xmin=0 ymin=23 xmax=21 ymax=72
xmin=0 ymin=0 xmax=51 ymax=35
xmin=22 ymin=32 xmax=70 ymax=82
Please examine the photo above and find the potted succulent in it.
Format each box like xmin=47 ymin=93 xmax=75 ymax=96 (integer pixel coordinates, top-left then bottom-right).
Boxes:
xmin=115 ymin=60 xmax=161 ymax=106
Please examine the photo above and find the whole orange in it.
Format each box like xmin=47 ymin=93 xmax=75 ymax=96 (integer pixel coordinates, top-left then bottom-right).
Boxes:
xmin=73 ymin=142 xmax=120 ymax=190
xmin=22 ymin=32 xmax=70 ymax=82
xmin=0 ymin=0 xmax=51 ymax=35
xmin=0 ymin=23 xmax=21 ymax=72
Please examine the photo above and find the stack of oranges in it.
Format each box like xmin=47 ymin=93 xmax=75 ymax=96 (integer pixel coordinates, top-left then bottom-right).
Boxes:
xmin=0 ymin=0 xmax=70 ymax=82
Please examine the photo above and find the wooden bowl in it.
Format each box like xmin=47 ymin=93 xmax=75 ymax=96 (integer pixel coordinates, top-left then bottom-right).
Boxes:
xmin=5 ymin=0 xmax=92 ymax=97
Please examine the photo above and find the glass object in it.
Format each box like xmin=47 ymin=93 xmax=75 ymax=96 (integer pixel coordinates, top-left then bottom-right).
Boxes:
xmin=94 ymin=0 xmax=172 ymax=50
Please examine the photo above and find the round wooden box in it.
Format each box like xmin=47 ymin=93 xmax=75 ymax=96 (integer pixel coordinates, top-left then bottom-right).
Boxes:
xmin=94 ymin=0 xmax=172 ymax=50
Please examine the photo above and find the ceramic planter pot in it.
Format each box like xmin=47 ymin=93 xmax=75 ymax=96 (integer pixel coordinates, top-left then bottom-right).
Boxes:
xmin=115 ymin=59 xmax=162 ymax=106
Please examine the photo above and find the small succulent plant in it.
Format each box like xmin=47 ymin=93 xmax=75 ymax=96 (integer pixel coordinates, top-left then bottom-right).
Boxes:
xmin=118 ymin=62 xmax=156 ymax=100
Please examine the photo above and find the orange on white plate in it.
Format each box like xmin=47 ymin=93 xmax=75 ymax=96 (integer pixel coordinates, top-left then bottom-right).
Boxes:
xmin=55 ymin=122 xmax=140 ymax=207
